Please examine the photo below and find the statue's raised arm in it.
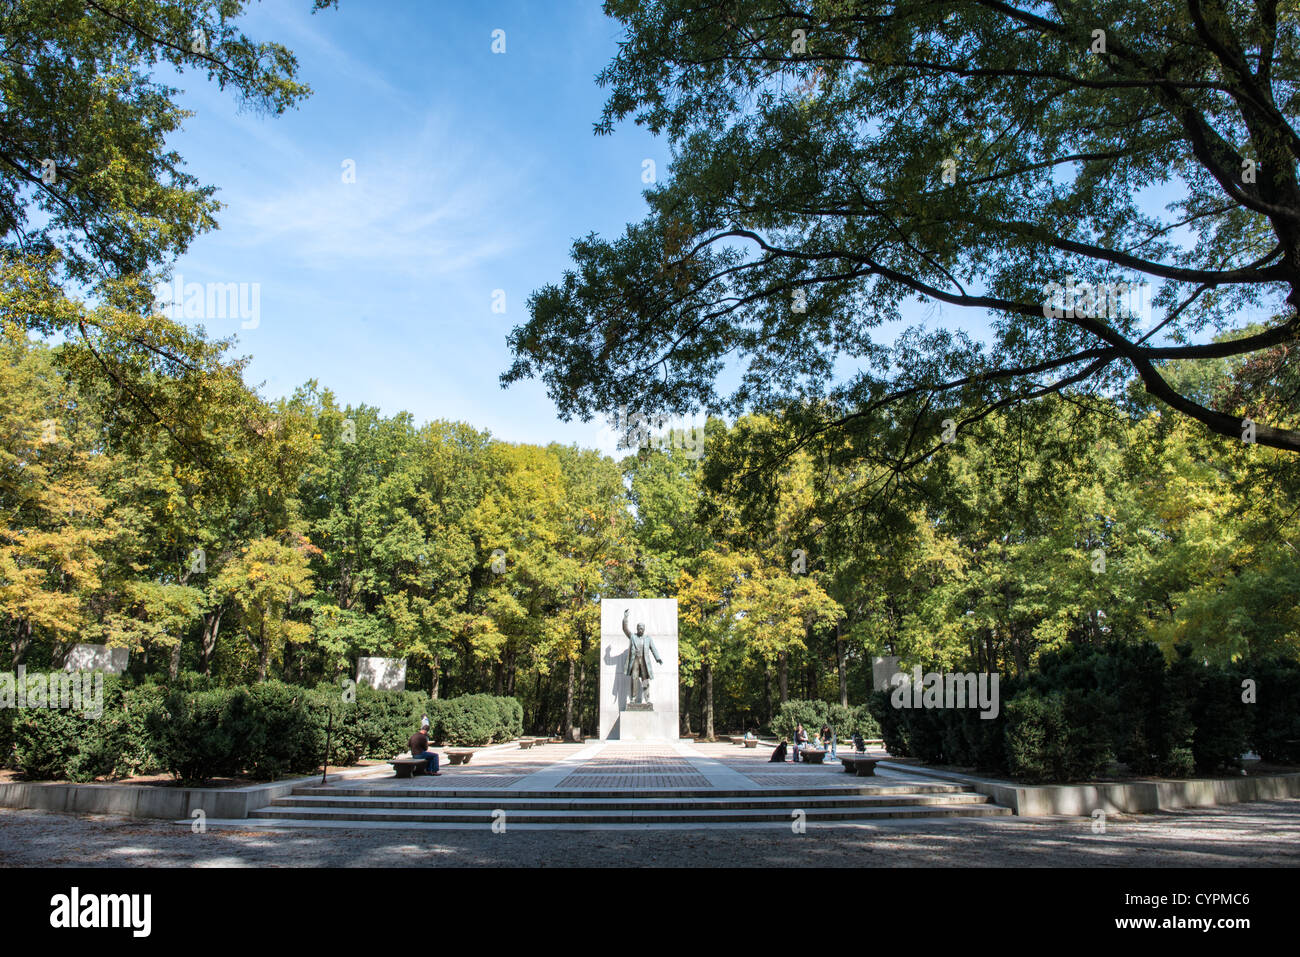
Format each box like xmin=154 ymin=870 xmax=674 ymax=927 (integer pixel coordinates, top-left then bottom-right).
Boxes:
xmin=622 ymin=608 xmax=632 ymax=640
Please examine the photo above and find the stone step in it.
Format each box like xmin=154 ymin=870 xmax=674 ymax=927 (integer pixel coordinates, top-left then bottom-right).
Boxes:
xmin=249 ymin=802 xmax=1012 ymax=824
xmin=290 ymin=782 xmax=972 ymax=800
xmin=266 ymin=792 xmax=995 ymax=812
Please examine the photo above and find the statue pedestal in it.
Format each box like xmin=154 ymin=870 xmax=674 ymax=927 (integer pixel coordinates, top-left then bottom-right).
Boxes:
xmin=617 ymin=708 xmax=657 ymax=741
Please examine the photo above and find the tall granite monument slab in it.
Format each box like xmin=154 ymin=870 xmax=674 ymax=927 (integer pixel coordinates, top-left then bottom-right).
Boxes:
xmin=598 ymin=598 xmax=679 ymax=740
xmin=63 ymin=644 xmax=129 ymax=674
xmin=356 ymin=656 xmax=407 ymax=691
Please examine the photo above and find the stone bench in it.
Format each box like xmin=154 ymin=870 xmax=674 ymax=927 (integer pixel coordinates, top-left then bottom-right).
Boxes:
xmin=389 ymin=758 xmax=433 ymax=779
xmin=446 ymin=750 xmax=473 ymax=766
xmin=519 ymin=739 xmax=536 ymax=749
xmin=840 ymin=755 xmax=884 ymax=776
xmin=797 ymin=749 xmax=827 ymax=764
xmin=744 ymin=738 xmax=759 ymax=748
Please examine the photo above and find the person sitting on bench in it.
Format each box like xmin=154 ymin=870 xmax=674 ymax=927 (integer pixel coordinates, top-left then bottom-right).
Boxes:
xmin=408 ymin=728 xmax=439 ymax=775
xmin=852 ymin=732 xmax=865 ymax=753
xmin=770 ymin=740 xmax=788 ymax=762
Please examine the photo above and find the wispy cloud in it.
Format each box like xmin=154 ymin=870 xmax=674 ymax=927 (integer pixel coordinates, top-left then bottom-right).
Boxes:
xmin=228 ymin=116 xmax=530 ymax=278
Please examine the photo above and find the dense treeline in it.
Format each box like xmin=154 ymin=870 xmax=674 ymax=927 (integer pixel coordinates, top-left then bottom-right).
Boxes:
xmin=1 ymin=0 xmax=1296 ymax=747
xmin=3 ymin=314 xmax=1296 ymax=739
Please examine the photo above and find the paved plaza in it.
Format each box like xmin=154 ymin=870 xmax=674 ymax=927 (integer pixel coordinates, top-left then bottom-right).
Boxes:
xmin=309 ymin=739 xmax=918 ymax=792
xmin=1 ymin=798 xmax=1297 ymax=867
xmin=0 ymin=740 xmax=1296 ymax=866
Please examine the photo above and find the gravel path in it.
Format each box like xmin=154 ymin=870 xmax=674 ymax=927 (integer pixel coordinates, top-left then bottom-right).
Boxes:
xmin=1 ymin=799 xmax=1297 ymax=867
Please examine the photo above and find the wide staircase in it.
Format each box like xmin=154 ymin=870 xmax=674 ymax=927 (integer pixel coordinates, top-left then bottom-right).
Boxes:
xmin=249 ymin=780 xmax=1011 ymax=826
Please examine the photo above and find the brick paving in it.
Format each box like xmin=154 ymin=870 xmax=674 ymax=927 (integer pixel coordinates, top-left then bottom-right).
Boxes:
xmin=556 ymin=773 xmax=712 ymax=788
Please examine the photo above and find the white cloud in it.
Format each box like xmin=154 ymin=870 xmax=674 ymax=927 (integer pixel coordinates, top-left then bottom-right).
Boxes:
xmin=227 ymin=117 xmax=530 ymax=279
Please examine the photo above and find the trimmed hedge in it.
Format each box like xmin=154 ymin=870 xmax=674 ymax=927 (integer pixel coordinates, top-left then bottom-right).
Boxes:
xmin=324 ymin=685 xmax=427 ymax=764
xmin=1251 ymin=658 xmax=1300 ymax=763
xmin=864 ymin=642 xmax=1293 ymax=783
xmin=769 ymin=699 xmax=880 ymax=745
xmin=424 ymin=693 xmax=522 ymax=747
xmin=1004 ymin=689 xmax=1113 ymax=783
xmin=8 ymin=674 xmax=163 ymax=782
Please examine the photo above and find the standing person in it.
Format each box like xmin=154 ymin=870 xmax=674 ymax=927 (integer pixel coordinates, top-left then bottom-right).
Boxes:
xmin=794 ymin=723 xmax=808 ymax=762
xmin=824 ymin=723 xmax=837 ymax=759
xmin=408 ymin=727 xmax=439 ymax=776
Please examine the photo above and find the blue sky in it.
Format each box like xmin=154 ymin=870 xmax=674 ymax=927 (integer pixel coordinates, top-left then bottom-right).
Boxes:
xmin=157 ymin=1 xmax=1218 ymax=455
xmin=163 ymin=0 xmax=670 ymax=453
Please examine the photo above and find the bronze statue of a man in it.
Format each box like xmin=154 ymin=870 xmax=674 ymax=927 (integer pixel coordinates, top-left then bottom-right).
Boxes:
xmin=623 ymin=609 xmax=663 ymax=707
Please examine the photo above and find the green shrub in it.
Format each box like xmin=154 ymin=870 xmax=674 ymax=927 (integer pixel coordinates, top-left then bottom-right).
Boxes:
xmin=1249 ymin=658 xmax=1300 ymax=763
xmin=0 ymin=707 xmax=13 ymax=769
xmin=10 ymin=673 xmax=142 ymax=782
xmin=148 ymin=688 xmax=250 ymax=784
xmin=14 ymin=705 xmax=91 ymax=781
xmin=1005 ymin=689 xmax=1112 ymax=783
xmin=825 ymin=703 xmax=852 ymax=739
xmin=1169 ymin=656 xmax=1251 ymax=775
xmin=1094 ymin=641 xmax=1194 ymax=776
xmin=497 ymin=696 xmax=524 ymax=740
xmin=868 ymin=690 xmax=910 ymax=756
xmin=425 ymin=697 xmax=452 ymax=744
xmin=439 ymin=694 xmax=498 ymax=746
xmin=901 ymin=705 xmax=948 ymax=763
xmin=242 ymin=682 xmax=324 ymax=779
xmin=329 ymin=686 xmax=426 ymax=760
xmin=849 ymin=703 xmax=881 ymax=740
xmin=110 ymin=683 xmax=166 ymax=776
xmin=771 ymin=699 xmax=829 ymax=742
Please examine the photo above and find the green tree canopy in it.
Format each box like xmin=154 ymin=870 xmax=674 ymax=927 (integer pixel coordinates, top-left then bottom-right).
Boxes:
xmin=505 ymin=0 xmax=1300 ymax=469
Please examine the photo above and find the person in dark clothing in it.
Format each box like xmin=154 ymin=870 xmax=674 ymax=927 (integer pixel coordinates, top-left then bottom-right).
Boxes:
xmin=408 ymin=729 xmax=439 ymax=775
xmin=852 ymin=732 xmax=865 ymax=753
xmin=770 ymin=740 xmax=788 ymax=762
xmin=794 ymin=724 xmax=808 ymax=762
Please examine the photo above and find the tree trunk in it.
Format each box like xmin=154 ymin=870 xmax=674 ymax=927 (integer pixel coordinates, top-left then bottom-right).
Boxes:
xmin=704 ymin=661 xmax=715 ymax=739
xmin=200 ymin=607 xmax=223 ymax=676
xmin=576 ymin=634 xmax=589 ymax=739
xmin=681 ymin=682 xmax=693 ymax=735
xmin=836 ymin=620 xmax=848 ymax=706
xmin=778 ymin=652 xmax=789 ymax=703
xmin=255 ymin=621 xmax=270 ymax=682
xmin=763 ymin=667 xmax=773 ymax=724
xmin=564 ymin=656 xmax=577 ymax=741
xmin=430 ymin=656 xmax=441 ymax=699
xmin=52 ymin=639 xmax=75 ymax=670
xmin=11 ymin=619 xmax=32 ymax=666
xmin=168 ymin=636 xmax=183 ymax=681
